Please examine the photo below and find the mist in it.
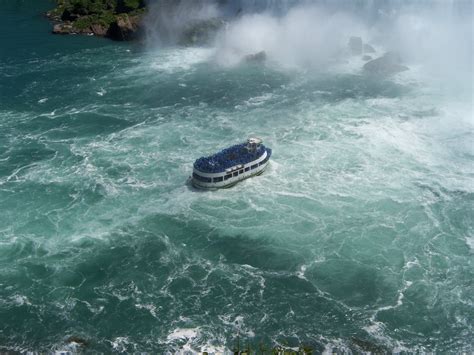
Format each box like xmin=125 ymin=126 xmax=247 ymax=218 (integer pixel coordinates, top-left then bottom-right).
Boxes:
xmin=144 ymin=0 xmax=473 ymax=82
xmin=213 ymin=5 xmax=365 ymax=68
xmin=144 ymin=0 xmax=219 ymax=46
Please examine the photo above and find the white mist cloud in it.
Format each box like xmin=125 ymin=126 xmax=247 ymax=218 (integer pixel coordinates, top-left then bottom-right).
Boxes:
xmin=212 ymin=0 xmax=472 ymax=84
xmin=144 ymin=0 xmax=472 ymax=84
xmin=144 ymin=0 xmax=219 ymax=46
xmin=214 ymin=5 xmax=366 ymax=68
xmin=387 ymin=10 xmax=473 ymax=81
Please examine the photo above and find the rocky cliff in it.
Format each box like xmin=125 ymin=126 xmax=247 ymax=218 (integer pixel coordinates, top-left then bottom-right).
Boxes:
xmin=47 ymin=0 xmax=146 ymax=40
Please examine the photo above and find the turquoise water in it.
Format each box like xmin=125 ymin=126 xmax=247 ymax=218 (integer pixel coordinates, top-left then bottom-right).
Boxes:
xmin=1 ymin=0 xmax=473 ymax=352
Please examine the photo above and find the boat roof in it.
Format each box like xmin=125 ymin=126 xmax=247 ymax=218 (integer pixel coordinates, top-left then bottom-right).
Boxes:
xmin=194 ymin=142 xmax=266 ymax=174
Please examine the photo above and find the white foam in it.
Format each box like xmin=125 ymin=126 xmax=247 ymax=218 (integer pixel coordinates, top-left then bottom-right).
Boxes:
xmin=296 ymin=264 xmax=307 ymax=280
xmin=167 ymin=327 xmax=200 ymax=342
xmin=135 ymin=303 xmax=158 ymax=318
xmin=110 ymin=337 xmax=131 ymax=352
xmin=96 ymin=88 xmax=107 ymax=96
xmin=465 ymin=234 xmax=474 ymax=253
xmin=150 ymin=47 xmax=214 ymax=73
xmin=11 ymin=294 xmax=31 ymax=306
xmin=166 ymin=327 xmax=202 ymax=353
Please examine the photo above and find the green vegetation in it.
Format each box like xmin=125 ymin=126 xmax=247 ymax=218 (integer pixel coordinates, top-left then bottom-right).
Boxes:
xmin=122 ymin=0 xmax=142 ymax=11
xmin=48 ymin=0 xmax=146 ymax=39
xmin=58 ymin=0 xmax=145 ymax=16
xmin=62 ymin=0 xmax=140 ymax=14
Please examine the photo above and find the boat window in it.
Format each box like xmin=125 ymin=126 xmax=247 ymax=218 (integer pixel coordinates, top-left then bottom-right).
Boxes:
xmin=239 ymin=169 xmax=244 ymax=174
xmin=224 ymin=174 xmax=232 ymax=180
xmin=260 ymin=155 xmax=270 ymax=165
xmin=244 ymin=167 xmax=250 ymax=172
xmin=193 ymin=173 xmax=211 ymax=183
xmin=233 ymin=172 xmax=238 ymax=177
xmin=213 ymin=176 xmax=223 ymax=182
xmin=251 ymin=164 xmax=258 ymax=170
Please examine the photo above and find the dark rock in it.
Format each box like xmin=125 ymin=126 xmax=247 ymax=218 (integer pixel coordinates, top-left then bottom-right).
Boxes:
xmin=61 ymin=9 xmax=79 ymax=22
xmin=91 ymin=23 xmax=108 ymax=36
xmin=179 ymin=18 xmax=225 ymax=46
xmin=53 ymin=23 xmax=73 ymax=35
xmin=348 ymin=36 xmax=363 ymax=55
xmin=66 ymin=336 xmax=88 ymax=347
xmin=363 ymin=51 xmax=409 ymax=76
xmin=243 ymin=51 xmax=267 ymax=63
xmin=116 ymin=0 xmax=145 ymax=13
xmin=362 ymin=55 xmax=372 ymax=61
xmin=364 ymin=43 xmax=376 ymax=53
xmin=46 ymin=10 xmax=61 ymax=22
xmin=107 ymin=14 xmax=141 ymax=41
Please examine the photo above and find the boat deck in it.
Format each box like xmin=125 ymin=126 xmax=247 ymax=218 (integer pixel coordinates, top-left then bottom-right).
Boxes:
xmin=193 ymin=143 xmax=266 ymax=174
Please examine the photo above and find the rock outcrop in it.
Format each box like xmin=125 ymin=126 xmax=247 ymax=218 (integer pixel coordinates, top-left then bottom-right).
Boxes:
xmin=107 ymin=14 xmax=142 ymax=40
xmin=52 ymin=22 xmax=74 ymax=34
xmin=348 ymin=37 xmax=377 ymax=58
xmin=47 ymin=0 xmax=145 ymax=41
xmin=243 ymin=51 xmax=267 ymax=64
xmin=363 ymin=52 xmax=409 ymax=76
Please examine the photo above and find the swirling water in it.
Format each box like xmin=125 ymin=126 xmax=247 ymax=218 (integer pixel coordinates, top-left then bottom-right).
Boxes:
xmin=1 ymin=1 xmax=473 ymax=353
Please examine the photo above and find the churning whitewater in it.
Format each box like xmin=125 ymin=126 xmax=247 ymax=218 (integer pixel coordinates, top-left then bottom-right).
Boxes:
xmin=0 ymin=0 xmax=473 ymax=353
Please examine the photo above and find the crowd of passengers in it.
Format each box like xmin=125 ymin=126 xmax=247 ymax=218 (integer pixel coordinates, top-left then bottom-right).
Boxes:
xmin=194 ymin=144 xmax=264 ymax=173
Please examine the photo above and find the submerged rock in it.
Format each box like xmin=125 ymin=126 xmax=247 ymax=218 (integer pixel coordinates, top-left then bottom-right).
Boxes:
xmin=66 ymin=336 xmax=88 ymax=347
xmin=363 ymin=43 xmax=376 ymax=53
xmin=348 ymin=36 xmax=363 ymax=55
xmin=363 ymin=52 xmax=409 ymax=76
xmin=243 ymin=51 xmax=267 ymax=63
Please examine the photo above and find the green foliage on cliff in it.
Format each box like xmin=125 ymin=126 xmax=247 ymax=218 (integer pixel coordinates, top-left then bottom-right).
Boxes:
xmin=49 ymin=0 xmax=146 ymax=39
xmin=55 ymin=0 xmax=145 ymax=17
xmin=122 ymin=0 xmax=142 ymax=10
xmin=73 ymin=12 xmax=117 ymax=29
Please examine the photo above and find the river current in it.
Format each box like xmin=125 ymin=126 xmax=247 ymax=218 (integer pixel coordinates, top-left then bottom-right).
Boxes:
xmin=0 ymin=0 xmax=473 ymax=353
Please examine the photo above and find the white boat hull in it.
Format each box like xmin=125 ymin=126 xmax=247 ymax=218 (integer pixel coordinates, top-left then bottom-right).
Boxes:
xmin=192 ymin=150 xmax=270 ymax=189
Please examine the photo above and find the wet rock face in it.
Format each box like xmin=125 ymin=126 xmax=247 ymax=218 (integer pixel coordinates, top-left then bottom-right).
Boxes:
xmin=91 ymin=23 xmax=108 ymax=36
xmin=243 ymin=51 xmax=267 ymax=63
xmin=363 ymin=52 xmax=409 ymax=76
xmin=107 ymin=14 xmax=141 ymax=40
xmin=348 ymin=36 xmax=363 ymax=55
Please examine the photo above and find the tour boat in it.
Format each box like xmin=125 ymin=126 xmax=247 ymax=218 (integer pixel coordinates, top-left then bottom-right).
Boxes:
xmin=192 ymin=138 xmax=272 ymax=189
